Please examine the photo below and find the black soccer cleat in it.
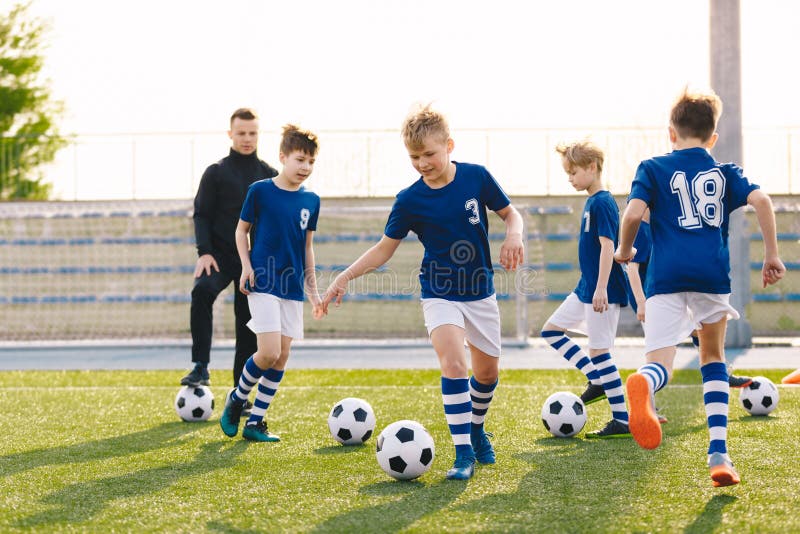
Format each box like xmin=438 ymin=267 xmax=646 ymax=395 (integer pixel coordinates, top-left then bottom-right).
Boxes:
xmin=580 ymin=382 xmax=607 ymax=405
xmin=180 ymin=366 xmax=210 ymax=387
xmin=728 ymin=374 xmax=753 ymax=388
xmin=585 ymin=419 xmax=632 ymax=439
xmin=241 ymin=400 xmax=254 ymax=418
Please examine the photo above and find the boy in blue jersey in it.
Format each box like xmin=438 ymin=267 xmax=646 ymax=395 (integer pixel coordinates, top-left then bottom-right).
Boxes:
xmin=615 ymin=89 xmax=785 ymax=487
xmin=219 ymin=124 xmax=324 ymax=442
xmin=322 ymin=104 xmax=525 ymax=480
xmin=627 ymin=208 xmax=753 ymax=393
xmin=541 ymin=141 xmax=631 ymax=439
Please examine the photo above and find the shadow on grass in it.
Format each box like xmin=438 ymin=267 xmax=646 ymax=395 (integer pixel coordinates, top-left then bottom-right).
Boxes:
xmin=314 ymin=443 xmax=370 ymax=455
xmin=683 ymin=494 xmax=737 ymax=534
xmin=15 ymin=440 xmax=249 ymax=528
xmin=453 ymin=436 xmax=662 ymax=531
xmin=205 ymin=519 xmax=262 ymax=534
xmin=0 ymin=420 xmax=202 ymax=480
xmin=309 ymin=478 xmax=466 ymax=533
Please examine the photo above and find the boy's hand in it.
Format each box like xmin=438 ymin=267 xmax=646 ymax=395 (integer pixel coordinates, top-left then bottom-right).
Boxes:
xmin=613 ymin=245 xmax=637 ymax=264
xmin=636 ymin=299 xmax=646 ymax=322
xmin=762 ymin=256 xmax=786 ymax=287
xmin=239 ymin=268 xmax=255 ymax=295
xmin=310 ymin=294 xmax=326 ymax=319
xmin=592 ymin=287 xmax=608 ymax=313
xmin=499 ymin=233 xmax=524 ymax=271
xmin=321 ymin=276 xmax=348 ymax=313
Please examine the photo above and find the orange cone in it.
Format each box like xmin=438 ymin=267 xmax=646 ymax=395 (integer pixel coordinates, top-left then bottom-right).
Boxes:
xmin=782 ymin=368 xmax=800 ymax=385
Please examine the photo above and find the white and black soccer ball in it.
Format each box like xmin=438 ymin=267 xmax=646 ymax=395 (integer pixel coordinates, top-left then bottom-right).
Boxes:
xmin=739 ymin=376 xmax=779 ymax=416
xmin=541 ymin=391 xmax=587 ymax=437
xmin=174 ymin=385 xmax=215 ymax=422
xmin=327 ymin=397 xmax=377 ymax=445
xmin=375 ymin=420 xmax=435 ymax=480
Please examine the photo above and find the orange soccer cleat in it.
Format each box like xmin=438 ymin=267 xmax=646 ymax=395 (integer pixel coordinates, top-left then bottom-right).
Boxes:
xmin=626 ymin=373 xmax=662 ymax=450
xmin=782 ymin=368 xmax=800 ymax=385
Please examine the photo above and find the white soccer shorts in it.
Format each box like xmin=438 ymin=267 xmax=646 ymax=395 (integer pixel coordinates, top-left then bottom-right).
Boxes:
xmin=545 ymin=292 xmax=621 ymax=350
xmin=246 ymin=292 xmax=304 ymax=339
xmin=421 ymin=294 xmax=502 ymax=357
xmin=643 ymin=292 xmax=739 ymax=353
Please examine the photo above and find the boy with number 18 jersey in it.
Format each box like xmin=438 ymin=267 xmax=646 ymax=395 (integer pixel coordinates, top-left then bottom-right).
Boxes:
xmin=616 ymin=89 xmax=785 ymax=487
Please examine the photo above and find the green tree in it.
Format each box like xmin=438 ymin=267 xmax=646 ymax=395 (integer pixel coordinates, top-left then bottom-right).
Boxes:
xmin=0 ymin=1 xmax=66 ymax=200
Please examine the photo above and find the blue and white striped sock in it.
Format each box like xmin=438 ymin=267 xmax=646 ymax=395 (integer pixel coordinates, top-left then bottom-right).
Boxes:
xmin=542 ymin=330 xmax=601 ymax=384
xmin=232 ymin=356 xmax=263 ymax=403
xmin=441 ymin=376 xmax=474 ymax=459
xmin=247 ymin=368 xmax=285 ymax=425
xmin=701 ymin=361 xmax=729 ymax=455
xmin=469 ymin=376 xmax=498 ymax=432
xmin=638 ymin=362 xmax=669 ymax=394
xmin=590 ymin=352 xmax=628 ymax=424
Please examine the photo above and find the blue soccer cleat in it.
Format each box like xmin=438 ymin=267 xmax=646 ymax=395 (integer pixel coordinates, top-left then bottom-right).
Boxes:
xmin=471 ymin=429 xmax=496 ymax=464
xmin=446 ymin=454 xmax=476 ymax=480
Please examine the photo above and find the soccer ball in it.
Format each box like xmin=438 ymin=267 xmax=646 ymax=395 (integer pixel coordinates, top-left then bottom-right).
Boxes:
xmin=541 ymin=391 xmax=587 ymax=437
xmin=376 ymin=420 xmax=435 ymax=480
xmin=327 ymin=397 xmax=377 ymax=445
xmin=174 ymin=385 xmax=214 ymax=422
xmin=739 ymin=376 xmax=779 ymax=415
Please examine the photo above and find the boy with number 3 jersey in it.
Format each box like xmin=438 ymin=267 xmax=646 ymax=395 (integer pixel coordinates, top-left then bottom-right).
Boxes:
xmin=323 ymin=104 xmax=525 ymax=480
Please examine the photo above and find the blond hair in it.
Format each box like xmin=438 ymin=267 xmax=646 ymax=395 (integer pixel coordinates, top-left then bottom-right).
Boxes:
xmin=401 ymin=103 xmax=450 ymax=149
xmin=555 ymin=140 xmax=604 ymax=174
xmin=670 ymin=88 xmax=723 ymax=142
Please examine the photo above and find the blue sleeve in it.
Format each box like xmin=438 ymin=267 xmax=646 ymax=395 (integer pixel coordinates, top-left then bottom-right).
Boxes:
xmin=629 ymin=162 xmax=654 ymax=206
xmin=308 ymin=196 xmax=320 ymax=232
xmin=384 ymin=198 xmax=411 ymax=240
xmin=594 ymin=197 xmax=619 ymax=241
xmin=632 ymin=224 xmax=651 ymax=263
xmin=481 ymin=168 xmax=511 ymax=212
xmin=722 ymin=163 xmax=760 ymax=211
xmin=240 ymin=184 xmax=256 ymax=223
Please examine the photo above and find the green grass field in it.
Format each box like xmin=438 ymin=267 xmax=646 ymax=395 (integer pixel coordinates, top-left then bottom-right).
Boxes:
xmin=1 ymin=369 xmax=798 ymax=533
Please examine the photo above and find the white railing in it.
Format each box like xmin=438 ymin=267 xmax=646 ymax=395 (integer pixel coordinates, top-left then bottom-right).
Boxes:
xmin=31 ymin=127 xmax=800 ymax=200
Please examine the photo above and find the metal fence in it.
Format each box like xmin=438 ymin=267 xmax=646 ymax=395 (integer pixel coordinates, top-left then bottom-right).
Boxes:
xmin=2 ymin=127 xmax=799 ymax=201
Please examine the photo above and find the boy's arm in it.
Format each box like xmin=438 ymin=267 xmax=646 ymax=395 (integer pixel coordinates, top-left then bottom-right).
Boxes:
xmin=615 ymin=199 xmax=646 ymax=263
xmin=321 ymin=235 xmax=402 ymax=311
xmin=304 ymin=231 xmax=324 ymax=318
xmin=747 ymin=189 xmax=787 ymax=287
xmin=235 ymin=219 xmax=254 ymax=294
xmin=627 ymin=262 xmax=646 ymax=321
xmin=594 ymin=237 xmax=614 ymax=312
xmin=495 ymin=205 xmax=524 ymax=271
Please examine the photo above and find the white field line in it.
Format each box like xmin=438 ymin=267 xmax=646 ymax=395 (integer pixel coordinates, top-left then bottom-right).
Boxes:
xmin=0 ymin=384 xmax=777 ymax=391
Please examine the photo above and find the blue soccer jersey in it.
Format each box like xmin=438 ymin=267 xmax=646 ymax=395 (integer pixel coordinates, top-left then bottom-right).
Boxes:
xmin=384 ymin=161 xmax=510 ymax=301
xmin=240 ymin=179 xmax=320 ymax=301
xmin=630 ymin=147 xmax=759 ymax=296
xmin=625 ymin=220 xmax=651 ymax=313
xmin=574 ymin=190 xmax=629 ymax=306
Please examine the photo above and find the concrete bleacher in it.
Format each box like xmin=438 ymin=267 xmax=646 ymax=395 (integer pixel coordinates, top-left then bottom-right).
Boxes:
xmin=0 ymin=196 xmax=798 ymax=341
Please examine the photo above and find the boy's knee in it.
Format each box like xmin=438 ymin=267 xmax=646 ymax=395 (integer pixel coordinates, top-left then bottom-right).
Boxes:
xmin=253 ymin=350 xmax=280 ymax=369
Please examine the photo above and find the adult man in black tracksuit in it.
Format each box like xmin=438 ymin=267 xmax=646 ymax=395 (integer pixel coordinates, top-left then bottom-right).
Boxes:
xmin=181 ymin=108 xmax=279 ymax=408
